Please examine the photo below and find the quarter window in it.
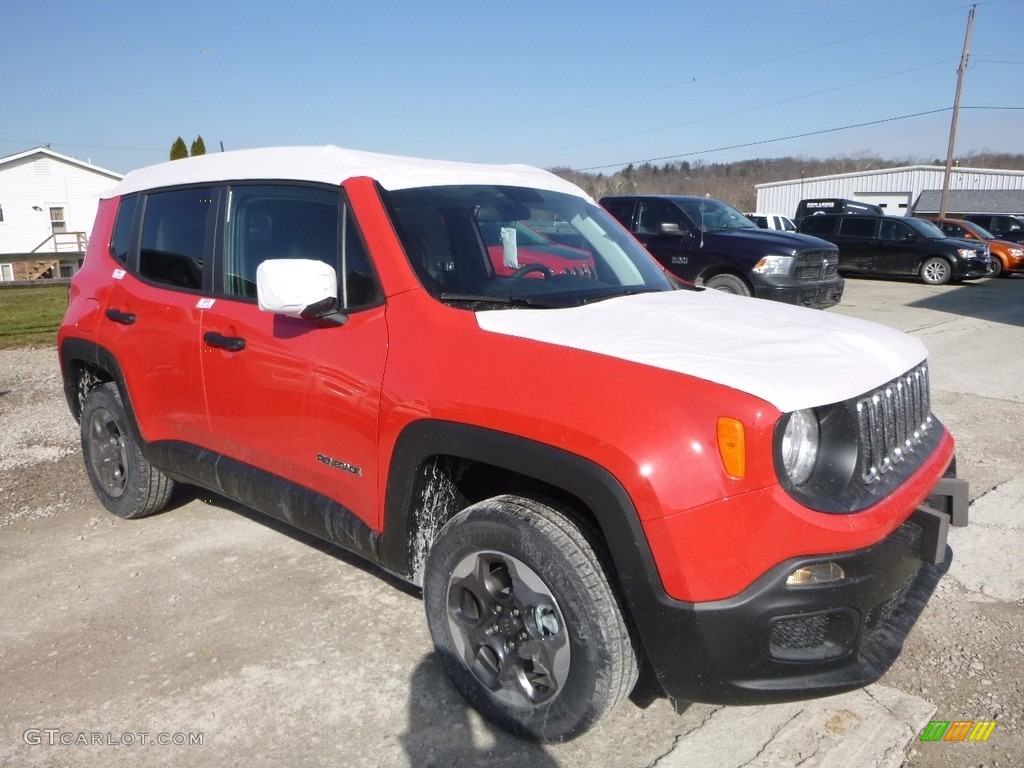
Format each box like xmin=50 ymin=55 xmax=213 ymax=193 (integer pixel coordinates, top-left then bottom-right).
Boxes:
xmin=139 ymin=188 xmax=215 ymax=289
xmin=110 ymin=194 xmax=139 ymax=264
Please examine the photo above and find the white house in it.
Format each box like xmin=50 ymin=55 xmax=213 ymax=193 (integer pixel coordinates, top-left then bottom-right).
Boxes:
xmin=0 ymin=147 xmax=123 ymax=281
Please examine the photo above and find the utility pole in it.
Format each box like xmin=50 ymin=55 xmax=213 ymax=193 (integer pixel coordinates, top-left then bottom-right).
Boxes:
xmin=939 ymin=4 xmax=975 ymax=218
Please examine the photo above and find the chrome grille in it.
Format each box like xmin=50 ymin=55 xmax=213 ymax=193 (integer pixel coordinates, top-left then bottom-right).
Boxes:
xmin=856 ymin=363 xmax=932 ymax=484
xmin=794 ymin=250 xmax=839 ymax=281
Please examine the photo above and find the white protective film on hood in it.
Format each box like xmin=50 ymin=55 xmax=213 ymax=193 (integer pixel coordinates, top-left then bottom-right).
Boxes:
xmin=476 ymin=291 xmax=927 ymax=413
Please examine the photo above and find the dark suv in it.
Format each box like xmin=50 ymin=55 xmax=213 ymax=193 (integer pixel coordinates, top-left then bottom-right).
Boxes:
xmin=601 ymin=195 xmax=843 ymax=308
xmin=798 ymin=214 xmax=991 ymax=285
xmin=962 ymin=214 xmax=1024 ymax=245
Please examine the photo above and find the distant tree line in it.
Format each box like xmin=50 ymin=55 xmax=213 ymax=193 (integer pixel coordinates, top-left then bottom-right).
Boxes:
xmin=554 ymin=151 xmax=1024 ymax=211
xmin=169 ymin=135 xmax=207 ymax=161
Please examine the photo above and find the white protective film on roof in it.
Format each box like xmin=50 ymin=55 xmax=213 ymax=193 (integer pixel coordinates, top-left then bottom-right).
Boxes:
xmin=476 ymin=291 xmax=927 ymax=413
xmin=107 ymin=146 xmax=589 ymax=199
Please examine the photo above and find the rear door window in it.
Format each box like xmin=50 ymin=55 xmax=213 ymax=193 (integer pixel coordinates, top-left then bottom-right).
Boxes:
xmin=838 ymin=217 xmax=877 ymax=238
xmin=139 ymin=187 xmax=217 ymax=290
xmin=799 ymin=217 xmax=835 ymax=236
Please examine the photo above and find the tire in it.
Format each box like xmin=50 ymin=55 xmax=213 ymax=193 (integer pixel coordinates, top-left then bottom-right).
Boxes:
xmin=920 ymin=257 xmax=952 ymax=285
xmin=989 ymin=257 xmax=1004 ymax=278
xmin=704 ymin=273 xmax=751 ymax=296
xmin=423 ymin=495 xmax=637 ymax=741
xmin=80 ymin=382 xmax=174 ymax=519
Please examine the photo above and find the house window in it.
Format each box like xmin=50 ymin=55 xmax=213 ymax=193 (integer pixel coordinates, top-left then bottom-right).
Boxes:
xmin=1 ymin=264 xmax=13 ymax=281
xmin=50 ymin=207 xmax=66 ymax=233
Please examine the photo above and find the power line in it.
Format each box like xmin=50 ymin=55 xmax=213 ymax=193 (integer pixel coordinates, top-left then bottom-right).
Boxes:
xmin=570 ymin=105 xmax=1024 ymax=172
xmin=486 ymin=59 xmax=957 ymax=162
xmin=570 ymin=109 xmax=956 ymax=172
xmin=370 ymin=4 xmax=972 ymax=153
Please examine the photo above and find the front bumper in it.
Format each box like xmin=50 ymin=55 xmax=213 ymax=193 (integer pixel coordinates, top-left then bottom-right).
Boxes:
xmin=641 ymin=473 xmax=968 ymax=705
xmin=753 ymin=277 xmax=845 ymax=309
xmin=955 ymin=258 xmax=994 ymax=280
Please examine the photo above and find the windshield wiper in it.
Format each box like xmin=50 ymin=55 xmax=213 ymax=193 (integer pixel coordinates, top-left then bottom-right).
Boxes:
xmin=439 ymin=292 xmax=557 ymax=308
xmin=578 ymin=287 xmax=663 ymax=305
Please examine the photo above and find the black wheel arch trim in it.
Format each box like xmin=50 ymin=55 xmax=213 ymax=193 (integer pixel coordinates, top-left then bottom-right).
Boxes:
xmin=376 ymin=419 xmax=703 ymax=688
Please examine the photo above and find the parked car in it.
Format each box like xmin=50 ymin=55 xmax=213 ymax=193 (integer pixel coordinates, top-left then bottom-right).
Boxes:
xmin=798 ymin=213 xmax=991 ymax=285
xmin=601 ymin=195 xmax=844 ymax=308
xmin=59 ymin=146 xmax=966 ymax=741
xmin=919 ymin=216 xmax=1024 ymax=278
xmin=745 ymin=212 xmax=796 ymax=231
xmin=794 ymin=198 xmax=883 ymax=227
xmin=961 ymin=213 xmax=1024 ymax=245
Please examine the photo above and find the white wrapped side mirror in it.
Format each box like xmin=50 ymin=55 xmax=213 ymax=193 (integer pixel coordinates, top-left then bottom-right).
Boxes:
xmin=257 ymin=259 xmax=340 ymax=320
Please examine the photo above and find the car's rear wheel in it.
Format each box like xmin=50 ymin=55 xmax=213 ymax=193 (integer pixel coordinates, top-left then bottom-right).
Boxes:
xmin=704 ymin=273 xmax=751 ymax=296
xmin=920 ymin=257 xmax=952 ymax=285
xmin=81 ymin=382 xmax=174 ymax=519
xmin=423 ymin=495 xmax=637 ymax=741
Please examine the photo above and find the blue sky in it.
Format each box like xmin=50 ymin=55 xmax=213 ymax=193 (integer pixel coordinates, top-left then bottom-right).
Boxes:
xmin=2 ymin=0 xmax=1021 ymax=175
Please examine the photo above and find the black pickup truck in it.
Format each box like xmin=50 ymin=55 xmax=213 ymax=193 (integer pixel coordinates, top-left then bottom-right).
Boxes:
xmin=601 ymin=194 xmax=844 ymax=309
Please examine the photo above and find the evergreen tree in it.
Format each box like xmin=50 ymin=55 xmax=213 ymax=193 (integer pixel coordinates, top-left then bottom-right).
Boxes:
xmin=190 ymin=135 xmax=207 ymax=156
xmin=169 ymin=137 xmax=189 ymax=160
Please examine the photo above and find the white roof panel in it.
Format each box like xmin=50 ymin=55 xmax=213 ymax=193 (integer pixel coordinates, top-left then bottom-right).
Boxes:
xmin=107 ymin=145 xmax=587 ymax=199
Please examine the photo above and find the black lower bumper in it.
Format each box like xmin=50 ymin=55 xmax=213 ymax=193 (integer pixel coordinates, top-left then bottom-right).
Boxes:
xmin=753 ymin=279 xmax=844 ymax=309
xmin=641 ymin=475 xmax=969 ymax=705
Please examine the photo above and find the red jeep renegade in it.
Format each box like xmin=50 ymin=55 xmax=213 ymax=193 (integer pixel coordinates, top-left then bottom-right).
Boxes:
xmin=58 ymin=146 xmax=968 ymax=741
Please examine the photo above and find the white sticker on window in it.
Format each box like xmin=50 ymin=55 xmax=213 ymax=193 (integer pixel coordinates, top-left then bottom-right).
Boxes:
xmin=196 ymin=298 xmax=216 ymax=309
xmin=112 ymin=268 xmax=126 ymax=280
xmin=501 ymin=226 xmax=518 ymax=269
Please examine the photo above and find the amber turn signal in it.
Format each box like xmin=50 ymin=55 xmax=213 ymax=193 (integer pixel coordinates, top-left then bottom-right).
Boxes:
xmin=716 ymin=417 xmax=745 ymax=479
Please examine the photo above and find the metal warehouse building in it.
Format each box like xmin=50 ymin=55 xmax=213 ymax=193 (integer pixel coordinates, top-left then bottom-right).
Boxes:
xmin=755 ymin=165 xmax=1024 ymax=220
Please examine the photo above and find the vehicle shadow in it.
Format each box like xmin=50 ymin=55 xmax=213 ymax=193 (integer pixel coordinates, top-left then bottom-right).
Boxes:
xmin=843 ymin=273 xmax=1024 ymax=328
xmin=907 ymin=275 xmax=1024 ymax=328
xmin=167 ymin=484 xmax=421 ymax=596
xmin=401 ymin=655 xmax=560 ymax=768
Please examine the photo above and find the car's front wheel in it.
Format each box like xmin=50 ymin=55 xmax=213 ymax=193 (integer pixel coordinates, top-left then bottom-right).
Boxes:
xmin=81 ymin=382 xmax=174 ymax=519
xmin=704 ymin=273 xmax=752 ymax=296
xmin=423 ymin=495 xmax=637 ymax=741
xmin=988 ymin=257 xmax=1004 ymax=278
xmin=920 ymin=257 xmax=952 ymax=285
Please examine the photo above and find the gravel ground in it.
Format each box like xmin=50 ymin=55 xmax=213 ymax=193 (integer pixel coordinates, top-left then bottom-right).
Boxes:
xmin=1 ymin=276 xmax=1022 ymax=767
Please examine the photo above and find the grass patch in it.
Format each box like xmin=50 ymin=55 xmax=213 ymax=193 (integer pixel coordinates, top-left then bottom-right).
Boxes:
xmin=0 ymin=285 xmax=68 ymax=349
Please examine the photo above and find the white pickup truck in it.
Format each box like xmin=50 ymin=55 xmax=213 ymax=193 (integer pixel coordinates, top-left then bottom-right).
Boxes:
xmin=745 ymin=212 xmax=796 ymax=231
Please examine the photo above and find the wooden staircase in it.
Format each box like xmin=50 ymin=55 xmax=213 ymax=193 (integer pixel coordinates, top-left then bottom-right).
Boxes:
xmin=22 ymin=232 xmax=89 ymax=280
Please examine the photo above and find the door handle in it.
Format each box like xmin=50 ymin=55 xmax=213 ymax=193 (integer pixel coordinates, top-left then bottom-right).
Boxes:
xmin=204 ymin=331 xmax=246 ymax=352
xmin=105 ymin=308 xmax=136 ymax=325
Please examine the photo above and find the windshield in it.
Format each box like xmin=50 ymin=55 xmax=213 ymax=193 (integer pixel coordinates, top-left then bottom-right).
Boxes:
xmin=382 ymin=185 xmax=675 ymax=308
xmin=676 ymin=198 xmax=758 ymax=233
xmin=964 ymin=221 xmax=995 ymax=239
xmin=904 ymin=217 xmax=947 ymax=239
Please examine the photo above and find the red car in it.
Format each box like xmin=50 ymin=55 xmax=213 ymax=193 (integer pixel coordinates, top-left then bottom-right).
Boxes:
xmin=921 ymin=216 xmax=1024 ymax=277
xmin=59 ymin=146 xmax=967 ymax=741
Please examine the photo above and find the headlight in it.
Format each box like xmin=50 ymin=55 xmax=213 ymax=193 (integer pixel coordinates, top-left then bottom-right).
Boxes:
xmin=752 ymin=255 xmax=793 ymax=275
xmin=957 ymin=248 xmax=979 ymax=259
xmin=1010 ymin=248 xmax=1024 ymax=257
xmin=780 ymin=409 xmax=819 ymax=486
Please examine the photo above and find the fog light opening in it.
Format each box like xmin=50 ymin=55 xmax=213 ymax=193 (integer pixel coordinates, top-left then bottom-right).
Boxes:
xmin=786 ymin=562 xmax=846 ymax=586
